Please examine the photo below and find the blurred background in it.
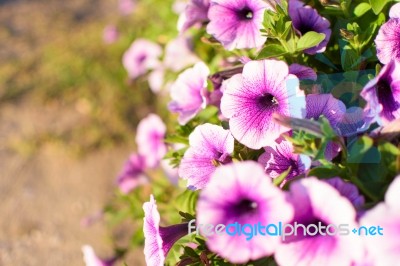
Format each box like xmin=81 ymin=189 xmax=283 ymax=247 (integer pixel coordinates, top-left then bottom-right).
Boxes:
xmin=0 ymin=0 xmax=176 ymax=264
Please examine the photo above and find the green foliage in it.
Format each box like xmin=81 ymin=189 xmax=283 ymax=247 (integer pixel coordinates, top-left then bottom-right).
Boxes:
xmin=296 ymin=32 xmax=326 ymax=51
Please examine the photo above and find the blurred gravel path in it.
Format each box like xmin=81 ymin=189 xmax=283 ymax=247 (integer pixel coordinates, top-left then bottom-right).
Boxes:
xmin=0 ymin=1 xmax=145 ymax=265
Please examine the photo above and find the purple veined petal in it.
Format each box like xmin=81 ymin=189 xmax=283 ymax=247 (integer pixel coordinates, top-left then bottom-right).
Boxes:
xmin=206 ymin=0 xmax=271 ymax=50
xmin=375 ymin=18 xmax=400 ymax=64
xmin=197 ymin=161 xmax=294 ymax=264
xmin=179 ymin=123 xmax=234 ymax=189
xmin=323 ymin=177 xmax=365 ymax=209
xmin=82 ymin=245 xmax=115 ymax=266
xmin=136 ymin=114 xmax=167 ymax=168
xmin=221 ymin=59 xmax=305 ymax=149
xmin=360 ymin=60 xmax=400 ymax=125
xmin=359 ymin=176 xmax=400 ymax=266
xmin=324 ymin=141 xmax=341 ymax=161
xmin=122 ymin=39 xmax=162 ymax=79
xmin=389 ymin=3 xmax=400 ymax=18
xmin=275 ymin=177 xmax=363 ymax=266
xmin=163 ymin=36 xmax=200 ymax=72
xmin=168 ymin=62 xmax=209 ymax=125
xmin=289 ymin=63 xmax=317 ymax=81
xmin=258 ymin=136 xmax=311 ymax=186
xmin=178 ymin=0 xmax=210 ymax=32
xmin=306 ymin=93 xmax=346 ymax=128
xmin=116 ymin=153 xmax=148 ymax=194
xmin=288 ymin=0 xmax=331 ymax=54
xmin=336 ymin=106 xmax=370 ymax=137
xmin=143 ymin=195 xmax=189 ymax=266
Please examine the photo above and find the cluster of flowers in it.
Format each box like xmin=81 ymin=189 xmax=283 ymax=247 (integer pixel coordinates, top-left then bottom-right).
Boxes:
xmin=84 ymin=0 xmax=400 ymax=265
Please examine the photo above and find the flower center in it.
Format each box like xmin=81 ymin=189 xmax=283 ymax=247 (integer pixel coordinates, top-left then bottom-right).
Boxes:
xmin=377 ymin=78 xmax=400 ymax=120
xmin=237 ymin=7 xmax=253 ymax=20
xmin=137 ymin=54 xmax=147 ymax=63
xmin=232 ymin=198 xmax=258 ymax=217
xmin=257 ymin=93 xmax=279 ymax=109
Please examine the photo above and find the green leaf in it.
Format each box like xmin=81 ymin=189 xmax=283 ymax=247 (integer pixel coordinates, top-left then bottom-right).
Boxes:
xmin=369 ymin=0 xmax=390 ymax=14
xmin=165 ymin=135 xmax=189 ymax=145
xmin=341 ymin=45 xmax=360 ymax=71
xmin=273 ymin=166 xmax=292 ymax=186
xmin=308 ymin=166 xmax=343 ymax=179
xmin=257 ymin=44 xmax=287 ymax=59
xmin=354 ymin=3 xmax=371 ymax=17
xmin=174 ymin=189 xmax=199 ymax=214
xmin=346 ymin=136 xmax=390 ymax=202
xmin=296 ymin=31 xmax=325 ymax=51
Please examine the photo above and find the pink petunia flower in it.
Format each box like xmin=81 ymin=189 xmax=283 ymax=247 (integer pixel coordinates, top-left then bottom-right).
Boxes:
xmin=178 ymin=0 xmax=210 ymax=32
xmin=136 ymin=114 xmax=167 ymax=168
xmin=179 ymin=123 xmax=234 ymax=189
xmin=168 ymin=62 xmax=209 ymax=125
xmin=163 ymin=36 xmax=200 ymax=72
xmin=220 ymin=59 xmax=306 ymax=149
xmin=206 ymin=0 xmax=271 ymax=50
xmin=122 ymin=39 xmax=162 ymax=80
xmin=359 ymin=176 xmax=400 ymax=266
xmin=360 ymin=60 xmax=400 ymax=125
xmin=116 ymin=153 xmax=148 ymax=194
xmin=143 ymin=195 xmax=189 ymax=266
xmin=258 ymin=136 xmax=311 ymax=186
xmin=119 ymin=0 xmax=136 ymax=15
xmin=103 ymin=25 xmax=119 ymax=44
xmin=375 ymin=3 xmax=400 ymax=64
xmin=82 ymin=245 xmax=115 ymax=266
xmin=275 ymin=177 xmax=363 ymax=266
xmin=196 ymin=161 xmax=294 ymax=264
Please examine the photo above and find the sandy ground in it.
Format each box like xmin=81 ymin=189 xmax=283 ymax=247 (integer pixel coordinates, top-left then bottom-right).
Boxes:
xmin=0 ymin=0 xmax=146 ymax=265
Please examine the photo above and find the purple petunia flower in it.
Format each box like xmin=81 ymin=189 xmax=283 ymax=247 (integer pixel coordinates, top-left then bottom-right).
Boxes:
xmin=143 ymin=195 xmax=189 ymax=266
xmin=122 ymin=39 xmax=162 ymax=80
xmin=336 ymin=107 xmax=371 ymax=137
xmin=103 ymin=25 xmax=119 ymax=44
xmin=206 ymin=0 xmax=271 ymax=50
xmin=323 ymin=177 xmax=365 ymax=209
xmin=359 ymin=176 xmax=400 ymax=266
xmin=116 ymin=153 xmax=147 ymax=194
xmin=178 ymin=0 xmax=210 ymax=32
xmin=163 ymin=36 xmax=200 ymax=72
xmin=221 ymin=59 xmax=305 ymax=149
xmin=168 ymin=62 xmax=209 ymax=125
xmin=306 ymin=93 xmax=346 ymax=126
xmin=375 ymin=6 xmax=400 ymax=64
xmin=275 ymin=177 xmax=363 ymax=266
xmin=288 ymin=0 xmax=331 ymax=54
xmin=197 ymin=161 xmax=294 ymax=264
xmin=136 ymin=114 xmax=167 ymax=168
xmin=289 ymin=63 xmax=317 ymax=81
xmin=361 ymin=60 xmax=400 ymax=125
xmin=82 ymin=245 xmax=115 ymax=266
xmin=179 ymin=123 xmax=234 ymax=189
xmin=258 ymin=136 xmax=311 ymax=186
